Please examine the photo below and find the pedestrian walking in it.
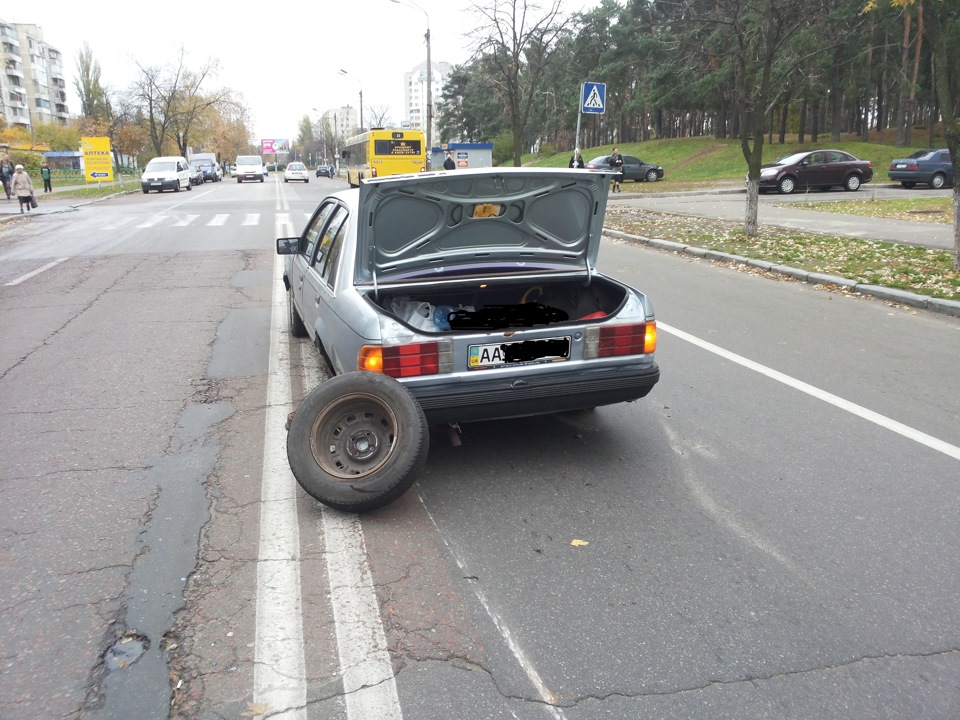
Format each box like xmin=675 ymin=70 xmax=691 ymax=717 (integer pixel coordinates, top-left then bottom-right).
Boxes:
xmin=0 ymin=156 xmax=13 ymax=200
xmin=443 ymin=152 xmax=456 ymax=170
xmin=608 ymin=147 xmax=624 ymax=192
xmin=11 ymin=165 xmax=35 ymax=213
xmin=569 ymin=149 xmax=585 ymax=168
xmin=40 ymin=162 xmax=53 ymax=193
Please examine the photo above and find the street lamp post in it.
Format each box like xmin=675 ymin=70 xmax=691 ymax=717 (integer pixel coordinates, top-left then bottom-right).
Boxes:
xmin=338 ymin=69 xmax=363 ymax=133
xmin=389 ymin=0 xmax=431 ymax=164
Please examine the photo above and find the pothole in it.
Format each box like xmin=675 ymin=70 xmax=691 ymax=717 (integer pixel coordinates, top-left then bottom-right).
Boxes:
xmin=104 ymin=631 xmax=150 ymax=671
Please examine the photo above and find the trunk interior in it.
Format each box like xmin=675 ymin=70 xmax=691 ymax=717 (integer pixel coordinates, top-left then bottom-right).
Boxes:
xmin=372 ymin=276 xmax=628 ymax=333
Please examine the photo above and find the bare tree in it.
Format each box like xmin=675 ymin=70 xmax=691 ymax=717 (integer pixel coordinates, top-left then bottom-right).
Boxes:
xmin=468 ymin=0 xmax=569 ymax=166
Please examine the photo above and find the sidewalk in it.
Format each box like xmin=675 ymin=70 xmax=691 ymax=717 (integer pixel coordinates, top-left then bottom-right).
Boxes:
xmin=0 ymin=182 xmax=135 ymax=220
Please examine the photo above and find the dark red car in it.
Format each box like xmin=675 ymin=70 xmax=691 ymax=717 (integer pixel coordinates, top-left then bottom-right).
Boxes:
xmin=752 ymin=149 xmax=873 ymax=194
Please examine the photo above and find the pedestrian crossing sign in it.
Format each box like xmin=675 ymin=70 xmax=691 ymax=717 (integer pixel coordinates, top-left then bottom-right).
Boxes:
xmin=581 ymin=82 xmax=606 ymax=114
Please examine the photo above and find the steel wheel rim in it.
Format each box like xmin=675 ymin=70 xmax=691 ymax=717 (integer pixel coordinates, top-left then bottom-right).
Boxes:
xmin=309 ymin=392 xmax=399 ymax=481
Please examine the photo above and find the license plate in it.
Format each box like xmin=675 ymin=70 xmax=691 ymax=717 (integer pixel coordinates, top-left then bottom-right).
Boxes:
xmin=469 ymin=337 xmax=570 ymax=369
xmin=151 ymin=182 xmax=161 ymax=186
xmin=896 ymin=164 xmax=906 ymax=168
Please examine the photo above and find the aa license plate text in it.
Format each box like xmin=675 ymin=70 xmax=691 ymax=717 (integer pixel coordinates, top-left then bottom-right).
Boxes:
xmin=469 ymin=337 xmax=570 ymax=368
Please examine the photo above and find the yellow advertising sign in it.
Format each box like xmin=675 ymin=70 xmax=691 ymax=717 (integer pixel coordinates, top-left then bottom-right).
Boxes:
xmin=81 ymin=137 xmax=114 ymax=182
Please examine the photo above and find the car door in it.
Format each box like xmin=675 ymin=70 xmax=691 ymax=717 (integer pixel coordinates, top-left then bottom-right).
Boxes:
xmin=300 ymin=205 xmax=349 ymax=346
xmin=938 ymin=151 xmax=953 ymax=185
xmin=799 ymin=151 xmax=827 ymax=189
xmin=620 ymin=155 xmax=643 ymax=181
xmin=291 ymin=202 xmax=337 ymax=338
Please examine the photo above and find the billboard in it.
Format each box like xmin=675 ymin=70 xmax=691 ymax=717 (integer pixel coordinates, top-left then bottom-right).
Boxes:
xmin=81 ymin=137 xmax=114 ymax=182
xmin=261 ymin=138 xmax=290 ymax=154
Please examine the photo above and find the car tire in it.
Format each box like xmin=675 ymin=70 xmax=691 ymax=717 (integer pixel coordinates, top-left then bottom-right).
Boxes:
xmin=777 ymin=176 xmax=796 ymax=194
xmin=174 ymin=181 xmax=181 ymax=192
xmin=901 ymin=181 xmax=916 ymax=189
xmin=237 ymin=178 xmax=242 ymax=183
xmin=288 ymin=288 xmax=308 ymax=338
xmin=187 ymin=182 xmax=192 ymax=191
xmin=286 ymin=372 xmax=429 ymax=512
xmin=284 ymin=178 xmax=288 ymax=182
xmin=142 ymin=189 xmax=149 ymax=194
xmin=844 ymin=174 xmax=861 ymax=192
xmin=930 ymin=173 xmax=946 ymax=190
xmin=645 ymin=169 xmax=659 ymax=182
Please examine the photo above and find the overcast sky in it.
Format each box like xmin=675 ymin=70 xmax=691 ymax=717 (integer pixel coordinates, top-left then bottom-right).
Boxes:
xmin=7 ymin=0 xmax=502 ymax=144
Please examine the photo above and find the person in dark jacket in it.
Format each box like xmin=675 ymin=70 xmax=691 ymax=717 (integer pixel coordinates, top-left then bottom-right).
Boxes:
xmin=569 ymin=149 xmax=585 ymax=168
xmin=443 ymin=152 xmax=456 ymax=170
xmin=40 ymin=162 xmax=53 ymax=193
xmin=608 ymin=147 xmax=624 ymax=192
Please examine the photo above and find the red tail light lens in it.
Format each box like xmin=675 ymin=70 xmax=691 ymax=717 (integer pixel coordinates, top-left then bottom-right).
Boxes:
xmin=598 ymin=322 xmax=656 ymax=357
xmin=373 ymin=343 xmax=439 ymax=377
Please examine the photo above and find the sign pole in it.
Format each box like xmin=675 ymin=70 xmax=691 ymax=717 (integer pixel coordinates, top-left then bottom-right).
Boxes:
xmin=575 ymin=82 xmax=583 ymax=151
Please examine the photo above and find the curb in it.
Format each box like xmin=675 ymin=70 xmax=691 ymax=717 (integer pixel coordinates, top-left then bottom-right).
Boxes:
xmin=603 ymin=228 xmax=960 ymax=319
xmin=0 ymin=189 xmax=140 ymax=223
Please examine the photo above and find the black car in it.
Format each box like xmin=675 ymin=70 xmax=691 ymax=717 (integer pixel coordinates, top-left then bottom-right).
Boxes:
xmin=888 ymin=149 xmax=953 ymax=189
xmin=585 ymin=154 xmax=664 ymax=183
xmin=316 ymin=164 xmax=334 ymax=178
xmin=188 ymin=164 xmax=205 ymax=186
xmin=752 ymin=149 xmax=873 ymax=194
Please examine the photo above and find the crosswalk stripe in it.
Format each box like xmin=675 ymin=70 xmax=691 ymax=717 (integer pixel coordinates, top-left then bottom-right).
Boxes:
xmin=174 ymin=215 xmax=199 ymax=227
xmin=243 ymin=213 xmax=260 ymax=226
xmin=136 ymin=216 xmax=168 ymax=228
xmin=207 ymin=214 xmax=229 ymax=226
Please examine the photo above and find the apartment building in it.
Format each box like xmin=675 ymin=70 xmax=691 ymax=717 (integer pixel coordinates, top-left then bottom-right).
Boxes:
xmin=403 ymin=59 xmax=452 ymax=145
xmin=1 ymin=21 xmax=70 ymax=129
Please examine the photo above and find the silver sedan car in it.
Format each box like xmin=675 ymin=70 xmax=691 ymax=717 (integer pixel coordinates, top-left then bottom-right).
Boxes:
xmin=278 ymin=167 xmax=660 ymax=511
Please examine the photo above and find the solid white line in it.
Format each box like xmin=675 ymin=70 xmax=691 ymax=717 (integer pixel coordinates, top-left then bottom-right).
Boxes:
xmin=5 ymin=257 xmax=68 ymax=286
xmin=658 ymin=322 xmax=960 ymax=461
xmin=253 ymin=252 xmax=306 ymax=718
xmin=300 ymin=354 xmax=404 ymax=718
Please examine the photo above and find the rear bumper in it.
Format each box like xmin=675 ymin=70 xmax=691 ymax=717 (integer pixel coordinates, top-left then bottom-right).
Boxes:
xmin=403 ymin=361 xmax=660 ymax=424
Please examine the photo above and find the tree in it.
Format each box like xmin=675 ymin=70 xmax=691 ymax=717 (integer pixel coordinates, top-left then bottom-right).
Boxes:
xmin=468 ymin=0 xmax=569 ymax=166
xmin=74 ymin=43 xmax=110 ymax=120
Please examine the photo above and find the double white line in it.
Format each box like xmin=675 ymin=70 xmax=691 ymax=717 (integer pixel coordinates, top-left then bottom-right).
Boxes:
xmin=253 ymin=191 xmax=402 ymax=718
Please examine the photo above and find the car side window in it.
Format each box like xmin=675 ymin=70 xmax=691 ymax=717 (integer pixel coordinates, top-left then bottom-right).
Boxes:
xmin=624 ymin=156 xmax=639 ymax=165
xmin=941 ymin=152 xmax=951 ymax=163
xmin=314 ymin=207 xmax=348 ymax=273
xmin=303 ymin=203 xmax=336 ymax=262
xmin=319 ymin=214 xmax=348 ymax=289
xmin=808 ymin=153 xmax=823 ymax=164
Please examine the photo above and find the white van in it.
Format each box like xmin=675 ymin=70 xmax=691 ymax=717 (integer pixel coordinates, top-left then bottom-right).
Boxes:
xmin=141 ymin=156 xmax=194 ymax=193
xmin=235 ymin=155 xmax=265 ymax=183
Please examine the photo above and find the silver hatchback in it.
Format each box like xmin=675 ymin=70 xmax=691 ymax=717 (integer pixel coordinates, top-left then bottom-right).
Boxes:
xmin=277 ymin=168 xmax=660 ymax=511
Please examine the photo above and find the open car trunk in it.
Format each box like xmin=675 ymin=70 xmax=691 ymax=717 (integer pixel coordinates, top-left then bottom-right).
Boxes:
xmin=370 ymin=276 xmax=629 ymax=333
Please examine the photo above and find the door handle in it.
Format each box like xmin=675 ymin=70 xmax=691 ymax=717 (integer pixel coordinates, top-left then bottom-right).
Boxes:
xmin=314 ymin=293 xmax=321 ymax=305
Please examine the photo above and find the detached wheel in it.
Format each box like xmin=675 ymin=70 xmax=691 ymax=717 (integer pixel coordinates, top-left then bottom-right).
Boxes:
xmin=930 ymin=173 xmax=946 ymax=189
xmin=844 ymin=174 xmax=861 ymax=191
xmin=645 ymin=169 xmax=659 ymax=182
xmin=777 ymin=176 xmax=796 ymax=194
xmin=287 ymin=372 xmax=429 ymax=512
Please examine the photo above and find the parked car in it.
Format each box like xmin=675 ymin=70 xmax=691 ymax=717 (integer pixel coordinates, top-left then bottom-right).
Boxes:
xmin=141 ymin=156 xmax=194 ymax=193
xmin=188 ymin=163 xmax=205 ymax=186
xmin=235 ymin=155 xmax=264 ymax=183
xmin=585 ymin=154 xmax=664 ymax=183
xmin=277 ymin=168 xmax=660 ymax=512
xmin=751 ymin=149 xmax=873 ymax=194
xmin=888 ymin=148 xmax=953 ymax=189
xmin=283 ymin=161 xmax=310 ymax=183
xmin=317 ymin=164 xmax=334 ymax=178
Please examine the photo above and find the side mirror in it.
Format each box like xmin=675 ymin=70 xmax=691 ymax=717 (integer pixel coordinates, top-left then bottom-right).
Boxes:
xmin=276 ymin=237 xmax=301 ymax=255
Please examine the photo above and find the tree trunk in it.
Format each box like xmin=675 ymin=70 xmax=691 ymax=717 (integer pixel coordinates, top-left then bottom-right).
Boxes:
xmin=830 ymin=48 xmax=843 ymax=142
xmin=779 ymin=98 xmax=789 ymax=144
xmin=798 ymin=99 xmax=807 ymax=144
xmin=896 ymin=8 xmax=912 ymax=147
xmin=905 ymin=2 xmax=924 ymax=147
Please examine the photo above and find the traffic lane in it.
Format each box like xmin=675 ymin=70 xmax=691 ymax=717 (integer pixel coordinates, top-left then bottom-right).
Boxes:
xmin=0 ymin=246 xmax=263 ymax=719
xmin=410 ymin=321 xmax=959 ymax=716
xmin=599 ymin=237 xmax=960 ymax=451
xmin=610 ymin=190 xmax=955 ymax=249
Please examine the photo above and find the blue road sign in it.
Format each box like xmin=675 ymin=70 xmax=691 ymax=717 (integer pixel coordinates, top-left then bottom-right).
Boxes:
xmin=581 ymin=82 xmax=606 ymax=114
xmin=90 ymin=172 xmax=109 ymax=178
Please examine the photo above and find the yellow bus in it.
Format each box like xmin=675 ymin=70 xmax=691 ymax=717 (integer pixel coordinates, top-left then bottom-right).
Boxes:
xmin=340 ymin=128 xmax=427 ymax=187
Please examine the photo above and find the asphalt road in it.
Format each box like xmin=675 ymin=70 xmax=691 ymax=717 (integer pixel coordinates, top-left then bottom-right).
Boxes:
xmin=1 ymin=178 xmax=958 ymax=719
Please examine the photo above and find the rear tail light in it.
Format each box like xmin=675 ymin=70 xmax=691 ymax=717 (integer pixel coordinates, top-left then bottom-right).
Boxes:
xmin=358 ymin=340 xmax=453 ymax=377
xmin=583 ymin=322 xmax=657 ymax=359
xmin=371 ymin=167 xmax=378 ymax=178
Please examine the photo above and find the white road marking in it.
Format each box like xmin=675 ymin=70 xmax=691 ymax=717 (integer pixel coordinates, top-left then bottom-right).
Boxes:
xmin=243 ymin=213 xmax=261 ymax=225
xmin=206 ymin=214 xmax=229 ymax=226
xmin=299 ymin=356 xmax=405 ymax=719
xmin=173 ymin=215 xmax=199 ymax=227
xmin=5 ymin=257 xmax=69 ymax=286
xmin=253 ymin=252 xmax=306 ymax=719
xmin=136 ymin=215 xmax=168 ymax=228
xmin=658 ymin=321 xmax=960 ymax=461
